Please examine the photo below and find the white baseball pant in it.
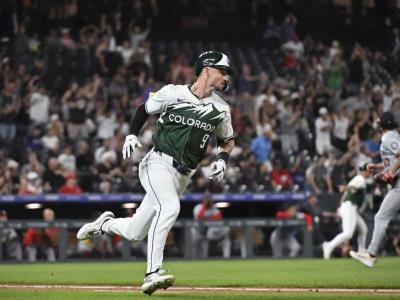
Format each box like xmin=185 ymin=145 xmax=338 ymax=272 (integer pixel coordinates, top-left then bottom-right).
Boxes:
xmin=102 ymin=149 xmax=194 ymax=273
xmin=326 ymin=201 xmax=367 ymax=252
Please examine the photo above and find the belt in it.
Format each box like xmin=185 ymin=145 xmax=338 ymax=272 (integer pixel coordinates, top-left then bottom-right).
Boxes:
xmin=153 ymin=147 xmax=193 ymax=176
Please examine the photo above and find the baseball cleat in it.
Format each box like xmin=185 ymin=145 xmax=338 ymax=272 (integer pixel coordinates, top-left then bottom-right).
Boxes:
xmin=76 ymin=211 xmax=115 ymax=240
xmin=141 ymin=270 xmax=175 ymax=295
xmin=349 ymin=250 xmax=376 ymax=267
xmin=322 ymin=242 xmax=332 ymax=259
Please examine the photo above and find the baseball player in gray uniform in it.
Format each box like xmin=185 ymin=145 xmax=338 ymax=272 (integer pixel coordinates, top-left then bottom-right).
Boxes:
xmin=350 ymin=112 xmax=400 ymax=267
xmin=76 ymin=51 xmax=235 ymax=294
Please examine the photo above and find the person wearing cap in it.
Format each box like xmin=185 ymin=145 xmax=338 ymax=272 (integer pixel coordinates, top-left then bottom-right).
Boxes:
xmin=322 ymin=162 xmax=370 ymax=259
xmin=76 ymin=51 xmax=235 ymax=294
xmin=351 ymin=112 xmax=400 ymax=267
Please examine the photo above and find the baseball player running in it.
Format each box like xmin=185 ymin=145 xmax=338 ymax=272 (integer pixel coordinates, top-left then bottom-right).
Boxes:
xmin=350 ymin=112 xmax=400 ymax=267
xmin=322 ymin=163 xmax=370 ymax=259
xmin=76 ymin=51 xmax=235 ymax=294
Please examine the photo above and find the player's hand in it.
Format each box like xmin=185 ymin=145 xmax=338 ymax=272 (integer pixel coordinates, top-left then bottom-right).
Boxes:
xmin=367 ymin=163 xmax=379 ymax=172
xmin=382 ymin=171 xmax=395 ymax=183
xmin=374 ymin=171 xmax=395 ymax=185
xmin=122 ymin=134 xmax=142 ymax=159
xmin=208 ymin=159 xmax=226 ymax=182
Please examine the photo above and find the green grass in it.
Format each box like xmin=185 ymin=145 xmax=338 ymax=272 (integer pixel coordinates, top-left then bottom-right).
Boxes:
xmin=1 ymin=258 xmax=400 ymax=299
xmin=0 ymin=290 xmax=399 ymax=300
xmin=0 ymin=258 xmax=400 ymax=288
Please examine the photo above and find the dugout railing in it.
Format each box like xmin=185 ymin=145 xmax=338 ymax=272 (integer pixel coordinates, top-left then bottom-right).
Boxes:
xmin=0 ymin=219 xmax=312 ymax=262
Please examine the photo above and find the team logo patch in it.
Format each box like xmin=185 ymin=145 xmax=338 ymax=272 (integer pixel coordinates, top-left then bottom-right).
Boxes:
xmin=391 ymin=142 xmax=398 ymax=150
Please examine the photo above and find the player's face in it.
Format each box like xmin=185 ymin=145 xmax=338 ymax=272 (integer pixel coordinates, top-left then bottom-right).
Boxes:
xmin=206 ymin=67 xmax=229 ymax=91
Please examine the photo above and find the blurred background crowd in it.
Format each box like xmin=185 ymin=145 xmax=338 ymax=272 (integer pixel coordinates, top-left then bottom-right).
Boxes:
xmin=0 ymin=0 xmax=400 ymax=195
xmin=1 ymin=0 xmax=400 ymax=260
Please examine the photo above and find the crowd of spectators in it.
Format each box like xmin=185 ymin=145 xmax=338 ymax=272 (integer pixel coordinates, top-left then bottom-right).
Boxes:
xmin=0 ymin=1 xmax=400 ymax=198
xmin=1 ymin=0 xmax=400 ymax=262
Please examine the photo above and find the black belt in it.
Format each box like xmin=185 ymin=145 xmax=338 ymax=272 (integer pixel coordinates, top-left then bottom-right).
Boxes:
xmin=153 ymin=148 xmax=193 ymax=175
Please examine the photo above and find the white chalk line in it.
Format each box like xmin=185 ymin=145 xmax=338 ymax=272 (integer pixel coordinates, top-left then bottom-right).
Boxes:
xmin=1 ymin=284 xmax=400 ymax=294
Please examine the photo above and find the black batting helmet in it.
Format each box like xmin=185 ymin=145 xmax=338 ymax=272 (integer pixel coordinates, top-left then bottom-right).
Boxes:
xmin=194 ymin=51 xmax=234 ymax=76
xmin=379 ymin=112 xmax=398 ymax=130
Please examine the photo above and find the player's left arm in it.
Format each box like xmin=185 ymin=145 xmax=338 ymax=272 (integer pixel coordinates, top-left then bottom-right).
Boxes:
xmin=209 ymin=108 xmax=234 ymax=182
xmin=218 ymin=138 xmax=235 ymax=155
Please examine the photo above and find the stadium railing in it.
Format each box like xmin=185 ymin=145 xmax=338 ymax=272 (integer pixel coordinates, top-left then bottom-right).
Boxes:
xmin=0 ymin=192 xmax=309 ymax=203
xmin=0 ymin=218 xmax=312 ymax=262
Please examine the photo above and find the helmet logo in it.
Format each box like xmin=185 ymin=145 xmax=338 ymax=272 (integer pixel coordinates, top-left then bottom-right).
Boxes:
xmin=203 ymin=58 xmax=216 ymax=66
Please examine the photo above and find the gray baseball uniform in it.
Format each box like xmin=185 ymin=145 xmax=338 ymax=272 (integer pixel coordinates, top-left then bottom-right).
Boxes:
xmin=368 ymin=129 xmax=400 ymax=256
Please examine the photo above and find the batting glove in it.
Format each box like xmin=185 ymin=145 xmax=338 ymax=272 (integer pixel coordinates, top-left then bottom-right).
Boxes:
xmin=208 ymin=159 xmax=226 ymax=182
xmin=122 ymin=134 xmax=142 ymax=159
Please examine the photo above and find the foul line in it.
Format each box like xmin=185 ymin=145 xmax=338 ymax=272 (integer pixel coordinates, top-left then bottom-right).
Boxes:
xmin=1 ymin=284 xmax=400 ymax=294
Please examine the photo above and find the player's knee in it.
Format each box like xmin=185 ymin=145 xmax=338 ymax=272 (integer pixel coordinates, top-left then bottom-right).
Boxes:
xmin=124 ymin=231 xmax=141 ymax=241
xmin=164 ymin=202 xmax=180 ymax=219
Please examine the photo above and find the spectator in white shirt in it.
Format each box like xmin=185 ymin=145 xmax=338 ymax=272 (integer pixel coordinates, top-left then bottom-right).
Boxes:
xmin=94 ymin=138 xmax=117 ymax=165
xmin=315 ymin=107 xmax=333 ymax=155
xmin=96 ymin=105 xmax=118 ymax=140
xmin=58 ymin=144 xmax=76 ymax=172
xmin=42 ymin=127 xmax=60 ymax=154
xmin=116 ymin=40 xmax=135 ymax=67
xmin=29 ymin=83 xmax=50 ymax=125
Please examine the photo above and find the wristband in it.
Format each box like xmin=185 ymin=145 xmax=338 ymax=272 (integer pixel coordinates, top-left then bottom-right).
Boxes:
xmin=217 ymin=152 xmax=229 ymax=163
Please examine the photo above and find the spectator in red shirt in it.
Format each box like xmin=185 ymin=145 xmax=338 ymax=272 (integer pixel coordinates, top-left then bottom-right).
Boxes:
xmin=270 ymin=203 xmax=313 ymax=258
xmin=23 ymin=208 xmax=58 ymax=261
xmin=191 ymin=192 xmax=231 ymax=258
xmin=58 ymin=173 xmax=83 ymax=194
xmin=270 ymin=160 xmax=293 ymax=191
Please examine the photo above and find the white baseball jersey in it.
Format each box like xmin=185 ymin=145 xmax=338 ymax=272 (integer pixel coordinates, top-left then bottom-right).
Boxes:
xmin=346 ymin=174 xmax=368 ymax=207
xmin=145 ymin=84 xmax=234 ymax=168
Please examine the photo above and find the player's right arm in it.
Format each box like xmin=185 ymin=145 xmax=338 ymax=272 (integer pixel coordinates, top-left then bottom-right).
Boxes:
xmin=122 ymin=104 xmax=147 ymax=159
xmin=384 ymin=136 xmax=400 ymax=179
xmin=122 ymin=85 xmax=175 ymax=159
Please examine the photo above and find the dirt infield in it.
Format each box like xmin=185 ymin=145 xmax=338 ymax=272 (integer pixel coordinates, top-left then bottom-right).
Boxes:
xmin=2 ymin=284 xmax=400 ymax=295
